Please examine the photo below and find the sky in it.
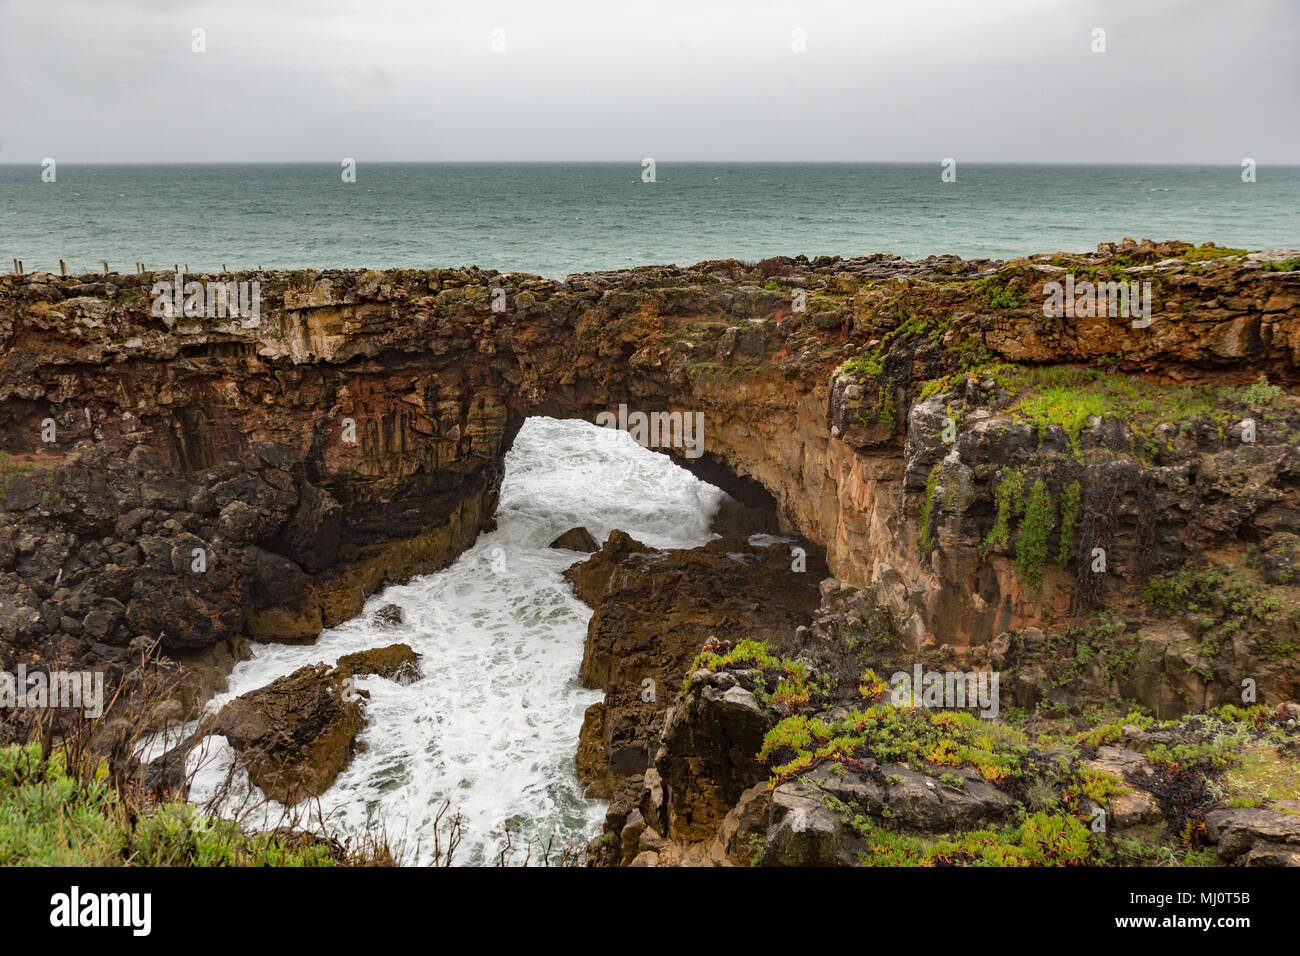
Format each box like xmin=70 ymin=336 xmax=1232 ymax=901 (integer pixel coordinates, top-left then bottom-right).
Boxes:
xmin=0 ymin=0 xmax=1297 ymax=163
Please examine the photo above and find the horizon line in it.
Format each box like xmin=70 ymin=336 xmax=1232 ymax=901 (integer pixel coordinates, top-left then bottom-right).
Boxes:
xmin=2 ymin=160 xmax=1298 ymax=168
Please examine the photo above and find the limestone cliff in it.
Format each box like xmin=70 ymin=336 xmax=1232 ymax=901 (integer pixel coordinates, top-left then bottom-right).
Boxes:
xmin=1 ymin=243 xmax=1297 ymax=852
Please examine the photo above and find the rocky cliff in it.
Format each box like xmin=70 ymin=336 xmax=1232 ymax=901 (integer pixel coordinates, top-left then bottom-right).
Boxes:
xmin=1 ymin=240 xmax=1297 ymax=864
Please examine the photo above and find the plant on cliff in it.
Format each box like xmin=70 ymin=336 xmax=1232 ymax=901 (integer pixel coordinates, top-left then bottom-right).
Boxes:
xmin=860 ymin=811 xmax=1096 ymax=867
xmin=1015 ymin=478 xmax=1054 ymax=591
xmin=917 ymin=463 xmax=942 ymax=553
xmin=685 ymin=639 xmax=812 ymax=708
xmin=857 ymin=668 xmax=891 ymax=702
xmin=982 ymin=467 xmax=1024 ymax=553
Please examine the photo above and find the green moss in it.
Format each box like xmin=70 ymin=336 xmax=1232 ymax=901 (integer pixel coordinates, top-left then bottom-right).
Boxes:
xmin=838 ymin=352 xmax=882 ymax=378
xmin=1179 ymin=246 xmax=1249 ymax=262
xmin=1013 ymin=384 xmax=1110 ymax=461
xmin=983 ymin=467 xmax=1024 ymax=553
xmin=987 ymin=366 xmax=1288 ymax=462
xmin=1016 ymin=478 xmax=1054 ymax=591
xmin=918 ymin=462 xmax=942 ymax=552
xmin=878 ymin=388 xmax=896 ymax=438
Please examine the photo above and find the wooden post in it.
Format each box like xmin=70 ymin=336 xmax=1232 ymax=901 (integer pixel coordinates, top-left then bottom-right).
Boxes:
xmin=103 ymin=262 xmax=109 ymax=275
xmin=223 ymin=264 xmax=227 ymax=272
xmin=11 ymin=259 xmax=17 ymax=274
xmin=59 ymin=260 xmax=66 ymax=276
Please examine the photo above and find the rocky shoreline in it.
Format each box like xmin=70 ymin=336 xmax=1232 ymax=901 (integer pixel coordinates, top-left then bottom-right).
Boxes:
xmin=2 ymin=239 xmax=1298 ymax=865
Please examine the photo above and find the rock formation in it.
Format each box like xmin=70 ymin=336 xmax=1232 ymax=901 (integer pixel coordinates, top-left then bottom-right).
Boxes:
xmin=2 ymin=240 xmax=1297 ymax=864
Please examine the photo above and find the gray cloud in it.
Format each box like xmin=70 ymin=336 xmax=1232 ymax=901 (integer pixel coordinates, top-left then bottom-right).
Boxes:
xmin=0 ymin=0 xmax=1296 ymax=162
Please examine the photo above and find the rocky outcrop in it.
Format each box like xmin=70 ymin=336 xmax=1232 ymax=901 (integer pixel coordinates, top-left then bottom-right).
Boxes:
xmin=2 ymin=242 xmax=1298 ymax=865
xmin=564 ymin=530 xmax=824 ymax=808
xmin=152 ymin=642 xmax=421 ymax=804
xmin=337 ymin=643 xmax=421 ymax=682
xmin=204 ymin=662 xmax=365 ymax=805
xmin=1206 ymin=807 xmax=1300 ymax=865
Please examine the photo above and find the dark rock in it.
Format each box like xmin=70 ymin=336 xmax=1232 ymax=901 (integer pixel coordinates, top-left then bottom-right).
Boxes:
xmin=548 ymin=526 xmax=599 ymax=552
xmin=278 ymin=483 xmax=342 ymax=574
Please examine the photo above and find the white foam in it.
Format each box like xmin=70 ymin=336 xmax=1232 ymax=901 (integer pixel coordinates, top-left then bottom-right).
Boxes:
xmin=192 ymin=417 xmax=723 ymax=865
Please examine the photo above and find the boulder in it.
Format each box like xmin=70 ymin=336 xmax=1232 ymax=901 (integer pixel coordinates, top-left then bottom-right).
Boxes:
xmin=760 ymin=780 xmax=864 ymax=866
xmin=658 ymin=676 xmax=774 ymax=842
xmin=1206 ymin=808 xmax=1300 ymax=865
xmin=279 ymin=483 xmax=343 ymax=574
xmin=548 ymin=526 xmax=600 ymax=552
xmin=337 ymin=643 xmax=421 ymax=683
xmin=206 ymin=662 xmax=364 ymax=804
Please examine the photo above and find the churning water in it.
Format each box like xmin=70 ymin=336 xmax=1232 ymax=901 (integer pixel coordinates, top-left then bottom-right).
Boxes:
xmin=187 ymin=417 xmax=724 ymax=865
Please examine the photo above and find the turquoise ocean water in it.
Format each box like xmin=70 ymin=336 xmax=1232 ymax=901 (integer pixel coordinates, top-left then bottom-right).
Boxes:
xmin=2 ymin=163 xmax=1297 ymax=279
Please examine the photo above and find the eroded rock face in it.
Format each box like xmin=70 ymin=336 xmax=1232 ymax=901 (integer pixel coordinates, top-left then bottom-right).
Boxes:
xmin=564 ymin=531 xmax=824 ymax=807
xmin=659 ymin=675 xmax=774 ymax=842
xmin=2 ymin=247 xmax=1299 ymax=855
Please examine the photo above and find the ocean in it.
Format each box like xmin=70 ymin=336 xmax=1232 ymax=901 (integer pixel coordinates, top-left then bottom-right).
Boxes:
xmin=3 ymin=163 xmax=1298 ymax=279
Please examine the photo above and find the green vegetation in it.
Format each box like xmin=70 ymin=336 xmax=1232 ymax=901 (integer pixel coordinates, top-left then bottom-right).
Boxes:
xmin=1179 ymin=246 xmax=1249 ymax=262
xmin=877 ymin=388 xmax=897 ymax=438
xmin=834 ymin=313 xmax=946 ymax=382
xmin=974 ymin=276 xmax=1027 ymax=309
xmin=759 ymin=705 xmax=1030 ymax=784
xmin=0 ymin=451 xmax=43 ymax=475
xmin=685 ymin=639 xmax=814 ymax=709
xmin=0 ymin=744 xmax=332 ymax=867
xmin=1016 ymin=478 xmax=1054 ymax=590
xmin=860 ymin=811 xmax=1096 ymax=866
xmin=984 ymin=366 xmax=1287 ymax=460
xmin=768 ymin=700 xmax=1297 ymax=867
xmin=979 ymin=466 xmax=1070 ymax=588
xmin=983 ymin=467 xmax=1024 ymax=552
xmin=1142 ymin=565 xmax=1298 ymax=662
xmin=1260 ymin=257 xmax=1300 ymax=272
xmin=918 ymin=463 xmax=942 ymax=552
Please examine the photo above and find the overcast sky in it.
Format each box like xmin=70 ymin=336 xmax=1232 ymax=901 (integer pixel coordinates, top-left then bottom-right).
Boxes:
xmin=1 ymin=0 xmax=1296 ymax=163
